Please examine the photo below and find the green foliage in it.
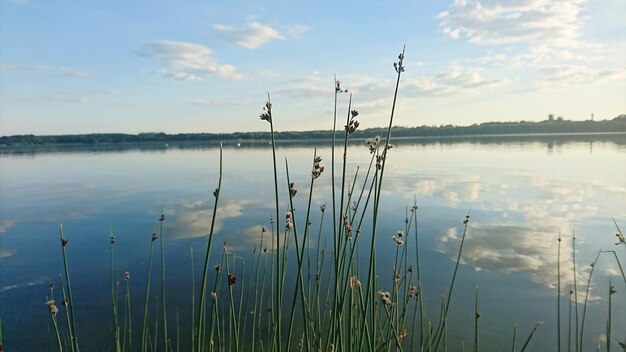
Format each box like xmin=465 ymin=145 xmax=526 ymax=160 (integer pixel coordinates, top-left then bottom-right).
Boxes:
xmin=2 ymin=115 xmax=625 ymax=147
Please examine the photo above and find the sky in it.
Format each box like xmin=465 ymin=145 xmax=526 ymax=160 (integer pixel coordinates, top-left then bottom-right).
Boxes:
xmin=0 ymin=0 xmax=625 ymax=136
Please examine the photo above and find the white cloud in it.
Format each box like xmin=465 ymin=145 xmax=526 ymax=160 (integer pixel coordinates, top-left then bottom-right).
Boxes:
xmin=405 ymin=64 xmax=511 ymax=96
xmin=0 ymin=220 xmax=15 ymax=233
xmin=167 ymin=199 xmax=252 ymax=239
xmin=437 ymin=0 xmax=587 ymax=47
xmin=189 ymin=98 xmax=255 ymax=107
xmin=138 ymin=40 xmax=245 ymax=81
xmin=213 ymin=20 xmax=308 ymax=49
xmin=60 ymin=67 xmax=91 ymax=77
xmin=48 ymin=94 xmax=91 ymax=104
xmin=436 ymin=0 xmax=606 ymax=67
xmin=0 ymin=64 xmax=92 ymax=77
xmin=0 ymin=249 xmax=15 ymax=260
xmin=530 ymin=64 xmax=626 ymax=91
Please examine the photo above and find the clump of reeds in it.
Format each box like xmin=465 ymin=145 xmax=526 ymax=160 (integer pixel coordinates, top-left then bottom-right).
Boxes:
xmin=38 ymin=48 xmax=626 ymax=352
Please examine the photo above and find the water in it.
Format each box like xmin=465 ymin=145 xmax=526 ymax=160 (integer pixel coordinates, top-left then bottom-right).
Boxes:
xmin=1 ymin=134 xmax=625 ymax=351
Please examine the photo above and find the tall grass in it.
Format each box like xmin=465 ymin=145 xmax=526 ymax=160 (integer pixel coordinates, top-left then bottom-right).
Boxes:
xmin=35 ymin=49 xmax=626 ymax=352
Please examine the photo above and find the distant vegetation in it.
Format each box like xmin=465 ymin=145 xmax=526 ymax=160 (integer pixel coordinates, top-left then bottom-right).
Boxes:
xmin=2 ymin=115 xmax=625 ymax=148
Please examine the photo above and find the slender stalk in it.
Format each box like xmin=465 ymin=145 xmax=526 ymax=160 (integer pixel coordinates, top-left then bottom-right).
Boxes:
xmin=511 ymin=323 xmax=517 ymax=352
xmin=475 ymin=286 xmax=480 ymax=352
xmin=607 ymin=278 xmax=613 ymax=352
xmin=141 ymin=225 xmax=157 ymax=352
xmin=59 ymin=225 xmax=79 ymax=352
xmin=110 ymin=230 xmax=121 ymax=352
xmin=360 ymin=47 xmax=406 ymax=352
xmin=520 ymin=321 xmax=544 ymax=352
xmin=195 ymin=144 xmax=223 ymax=352
xmin=224 ymin=247 xmax=239 ymax=352
xmin=158 ymin=208 xmax=169 ymax=352
xmin=124 ymin=274 xmax=132 ymax=352
xmin=580 ymin=251 xmax=602 ymax=352
xmin=176 ymin=307 xmax=180 ymax=352
xmin=568 ymin=285 xmax=572 ymax=352
xmin=433 ymin=212 xmax=471 ymax=350
xmin=572 ymin=231 xmax=579 ymax=352
xmin=0 ymin=316 xmax=3 ymax=352
xmin=58 ymin=274 xmax=73 ymax=352
xmin=260 ymin=94 xmax=282 ymax=352
xmin=558 ymin=232 xmax=562 ymax=352
xmin=190 ymin=247 xmax=195 ymax=352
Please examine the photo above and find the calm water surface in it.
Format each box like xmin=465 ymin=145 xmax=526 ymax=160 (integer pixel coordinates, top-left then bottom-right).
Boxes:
xmin=1 ymin=135 xmax=625 ymax=351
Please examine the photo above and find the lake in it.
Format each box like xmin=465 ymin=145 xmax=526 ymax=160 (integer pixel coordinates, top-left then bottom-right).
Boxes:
xmin=1 ymin=134 xmax=625 ymax=351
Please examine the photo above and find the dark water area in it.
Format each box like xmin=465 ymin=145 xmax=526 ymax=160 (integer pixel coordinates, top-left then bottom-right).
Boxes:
xmin=1 ymin=134 xmax=625 ymax=351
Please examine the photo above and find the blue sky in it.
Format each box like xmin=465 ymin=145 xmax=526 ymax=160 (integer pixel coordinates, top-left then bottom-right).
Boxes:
xmin=1 ymin=0 xmax=624 ymax=135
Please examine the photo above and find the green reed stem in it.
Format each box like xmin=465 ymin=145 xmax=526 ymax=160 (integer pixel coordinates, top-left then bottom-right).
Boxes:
xmin=0 ymin=316 xmax=4 ymax=352
xmin=175 ymin=307 xmax=180 ymax=352
xmin=158 ymin=208 xmax=169 ymax=352
xmin=580 ymin=251 xmax=601 ymax=352
xmin=474 ymin=286 xmax=480 ymax=352
xmin=141 ymin=225 xmax=156 ymax=352
xmin=110 ymin=231 xmax=121 ymax=352
xmin=251 ymin=228 xmax=265 ymax=352
xmin=511 ymin=323 xmax=517 ymax=352
xmin=607 ymin=278 xmax=613 ymax=352
xmin=50 ymin=312 xmax=64 ymax=352
xmin=262 ymin=93 xmax=282 ymax=352
xmin=558 ymin=232 xmax=562 ymax=352
xmin=58 ymin=274 xmax=73 ymax=352
xmin=59 ymin=225 xmax=79 ymax=352
xmin=433 ymin=212 xmax=471 ymax=351
xmin=195 ymin=144 xmax=223 ymax=352
xmin=224 ymin=248 xmax=239 ymax=352
xmin=572 ymin=231 xmax=579 ymax=352
xmin=190 ymin=247 xmax=195 ymax=352
xmin=520 ymin=321 xmax=543 ymax=352
xmin=360 ymin=47 xmax=405 ymax=352
xmin=124 ymin=274 xmax=132 ymax=352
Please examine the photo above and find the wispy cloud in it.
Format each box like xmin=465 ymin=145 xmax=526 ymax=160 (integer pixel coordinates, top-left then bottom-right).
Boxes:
xmin=437 ymin=0 xmax=587 ymax=47
xmin=405 ymin=64 xmax=511 ymax=96
xmin=3 ymin=0 xmax=28 ymax=5
xmin=60 ymin=67 xmax=91 ymax=77
xmin=437 ymin=0 xmax=601 ymax=67
xmin=0 ymin=249 xmax=15 ymax=260
xmin=138 ymin=40 xmax=245 ymax=81
xmin=166 ymin=199 xmax=253 ymax=239
xmin=0 ymin=64 xmax=91 ymax=77
xmin=48 ymin=94 xmax=91 ymax=104
xmin=189 ymin=98 xmax=256 ymax=107
xmin=0 ymin=220 xmax=15 ymax=233
xmin=213 ymin=20 xmax=308 ymax=49
xmin=530 ymin=64 xmax=626 ymax=91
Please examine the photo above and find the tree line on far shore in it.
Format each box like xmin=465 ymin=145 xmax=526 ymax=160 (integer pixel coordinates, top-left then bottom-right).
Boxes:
xmin=2 ymin=114 xmax=624 ymax=147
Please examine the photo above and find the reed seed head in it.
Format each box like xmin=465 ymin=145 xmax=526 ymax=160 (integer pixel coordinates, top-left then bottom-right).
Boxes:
xmin=335 ymin=80 xmax=348 ymax=93
xmin=289 ymin=182 xmax=297 ymax=197
xmin=227 ymin=273 xmax=237 ymax=287
xmin=378 ymin=291 xmax=392 ymax=305
xmin=46 ymin=299 xmax=59 ymax=316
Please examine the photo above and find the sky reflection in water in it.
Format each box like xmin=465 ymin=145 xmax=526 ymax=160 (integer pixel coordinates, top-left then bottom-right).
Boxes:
xmin=0 ymin=135 xmax=625 ymax=350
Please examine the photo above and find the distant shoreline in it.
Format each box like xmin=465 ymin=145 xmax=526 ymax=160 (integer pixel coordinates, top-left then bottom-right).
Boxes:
xmin=2 ymin=115 xmax=625 ymax=149
xmin=1 ymin=131 xmax=624 ymax=155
